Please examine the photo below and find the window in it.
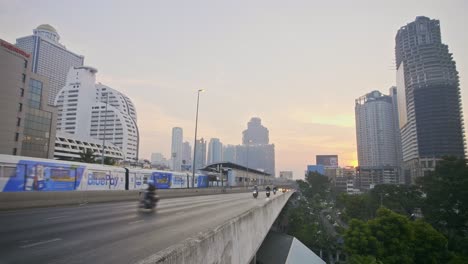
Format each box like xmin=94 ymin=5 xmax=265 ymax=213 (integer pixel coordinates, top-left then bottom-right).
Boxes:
xmin=28 ymin=79 xmax=43 ymax=109
xmin=14 ymin=133 xmax=19 ymax=142
xmin=18 ymin=103 xmax=23 ymax=112
xmin=13 ymin=148 xmax=17 ymax=155
xmin=22 ymin=74 xmax=26 ymax=83
xmin=24 ymin=60 xmax=28 ymax=68
xmin=17 ymin=118 xmax=21 ymax=127
xmin=20 ymin=88 xmax=24 ymax=97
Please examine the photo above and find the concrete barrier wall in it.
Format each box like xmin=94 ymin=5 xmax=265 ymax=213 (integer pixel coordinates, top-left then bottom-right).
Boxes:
xmin=0 ymin=187 xmax=252 ymax=211
xmin=138 ymin=191 xmax=294 ymax=264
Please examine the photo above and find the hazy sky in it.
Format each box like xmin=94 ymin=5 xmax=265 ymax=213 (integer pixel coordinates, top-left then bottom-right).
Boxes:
xmin=1 ymin=0 xmax=467 ymax=178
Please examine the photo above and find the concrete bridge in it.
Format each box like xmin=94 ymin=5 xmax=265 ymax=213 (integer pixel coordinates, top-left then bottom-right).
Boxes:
xmin=0 ymin=188 xmax=294 ymax=264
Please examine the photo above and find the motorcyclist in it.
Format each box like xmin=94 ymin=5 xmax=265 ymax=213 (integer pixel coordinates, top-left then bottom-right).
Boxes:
xmin=253 ymin=185 xmax=259 ymax=192
xmin=265 ymin=185 xmax=271 ymax=192
xmin=145 ymin=179 xmax=157 ymax=206
xmin=273 ymin=186 xmax=277 ymax=193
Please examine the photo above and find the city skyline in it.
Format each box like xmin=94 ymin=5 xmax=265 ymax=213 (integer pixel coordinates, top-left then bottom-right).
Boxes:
xmin=2 ymin=1 xmax=468 ymax=178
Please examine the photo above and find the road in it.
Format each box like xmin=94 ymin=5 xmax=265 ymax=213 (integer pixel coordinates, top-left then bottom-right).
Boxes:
xmin=0 ymin=192 xmax=277 ymax=264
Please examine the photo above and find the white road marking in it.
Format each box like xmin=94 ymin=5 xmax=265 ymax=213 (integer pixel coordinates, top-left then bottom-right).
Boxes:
xmin=20 ymin=238 xmax=62 ymax=249
xmin=128 ymin=220 xmax=144 ymax=225
xmin=46 ymin=215 xmax=68 ymax=220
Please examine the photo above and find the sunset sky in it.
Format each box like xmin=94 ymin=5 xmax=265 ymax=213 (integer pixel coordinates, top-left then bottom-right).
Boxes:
xmin=2 ymin=0 xmax=467 ymax=178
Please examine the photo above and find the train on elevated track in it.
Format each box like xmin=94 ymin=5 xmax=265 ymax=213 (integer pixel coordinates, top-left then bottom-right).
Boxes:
xmin=0 ymin=154 xmax=292 ymax=192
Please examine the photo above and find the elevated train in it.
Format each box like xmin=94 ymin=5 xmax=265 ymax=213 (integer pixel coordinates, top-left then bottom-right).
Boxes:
xmin=0 ymin=154 xmax=208 ymax=192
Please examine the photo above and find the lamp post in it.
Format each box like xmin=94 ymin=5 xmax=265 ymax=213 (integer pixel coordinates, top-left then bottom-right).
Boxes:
xmin=191 ymin=89 xmax=204 ymax=188
xmin=101 ymin=91 xmax=109 ymax=165
xmin=246 ymin=139 xmax=252 ymax=189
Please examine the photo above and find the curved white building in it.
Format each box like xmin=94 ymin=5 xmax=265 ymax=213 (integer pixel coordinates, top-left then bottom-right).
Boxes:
xmin=54 ymin=66 xmax=139 ymax=161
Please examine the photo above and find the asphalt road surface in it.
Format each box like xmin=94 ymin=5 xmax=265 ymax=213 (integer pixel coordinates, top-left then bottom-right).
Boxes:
xmin=0 ymin=192 xmax=278 ymax=264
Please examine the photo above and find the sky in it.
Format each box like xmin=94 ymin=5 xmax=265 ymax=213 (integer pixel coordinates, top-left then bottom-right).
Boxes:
xmin=1 ymin=0 xmax=467 ymax=179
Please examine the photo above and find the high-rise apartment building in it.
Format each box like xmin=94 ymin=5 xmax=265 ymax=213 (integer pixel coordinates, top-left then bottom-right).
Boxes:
xmin=207 ymin=138 xmax=223 ymax=164
xmin=396 ymin=16 xmax=465 ymax=180
xmin=54 ymin=66 xmax=139 ymax=161
xmin=223 ymin=145 xmax=236 ymax=163
xmin=355 ymin=91 xmax=399 ymax=167
xmin=16 ymin=24 xmax=84 ymax=105
xmin=0 ymin=39 xmax=56 ymax=158
xmin=355 ymin=89 xmax=402 ymax=186
xmin=194 ymin=138 xmax=207 ymax=171
xmin=171 ymin=127 xmax=183 ymax=171
xmin=182 ymin=141 xmax=192 ymax=166
xmin=242 ymin=117 xmax=269 ymax=145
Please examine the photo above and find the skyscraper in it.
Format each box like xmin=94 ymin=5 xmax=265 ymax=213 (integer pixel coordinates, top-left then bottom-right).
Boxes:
xmin=242 ymin=117 xmax=269 ymax=145
xmin=207 ymin=138 xmax=223 ymax=164
xmin=239 ymin=118 xmax=275 ymax=176
xmin=355 ymin=90 xmax=401 ymax=186
xmin=355 ymin=91 xmax=399 ymax=167
xmin=194 ymin=138 xmax=207 ymax=171
xmin=223 ymin=144 xmax=237 ymax=163
xmin=16 ymin=24 xmax=84 ymax=105
xmin=396 ymin=16 xmax=465 ymax=180
xmin=55 ymin=66 xmax=139 ymax=161
xmin=182 ymin=141 xmax=192 ymax=167
xmin=171 ymin=127 xmax=183 ymax=171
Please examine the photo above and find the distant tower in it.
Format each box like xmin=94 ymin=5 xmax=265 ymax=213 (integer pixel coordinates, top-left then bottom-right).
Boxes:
xmin=207 ymin=138 xmax=223 ymax=164
xmin=16 ymin=24 xmax=84 ymax=105
xmin=242 ymin=117 xmax=269 ymax=145
xmin=194 ymin=138 xmax=207 ymax=170
xmin=171 ymin=127 xmax=183 ymax=171
xmin=396 ymin=16 xmax=465 ymax=180
xmin=355 ymin=90 xmax=399 ymax=168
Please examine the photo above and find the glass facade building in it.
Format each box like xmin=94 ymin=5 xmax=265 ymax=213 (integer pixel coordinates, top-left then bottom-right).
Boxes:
xmin=395 ymin=17 xmax=465 ymax=180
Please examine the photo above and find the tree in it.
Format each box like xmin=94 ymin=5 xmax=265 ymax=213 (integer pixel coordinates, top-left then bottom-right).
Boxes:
xmin=79 ymin=149 xmax=96 ymax=164
xmin=348 ymin=255 xmax=382 ymax=264
xmin=418 ymin=156 xmax=468 ymax=255
xmin=368 ymin=208 xmax=414 ymax=264
xmin=344 ymin=208 xmax=450 ymax=263
xmin=411 ymin=220 xmax=449 ymax=264
xmin=344 ymin=219 xmax=378 ymax=256
xmin=304 ymin=171 xmax=330 ymax=200
xmin=103 ymin=157 xmax=116 ymax=165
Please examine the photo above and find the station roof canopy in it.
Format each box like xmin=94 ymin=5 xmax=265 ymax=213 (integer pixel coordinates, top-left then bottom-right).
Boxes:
xmin=201 ymin=162 xmax=271 ymax=176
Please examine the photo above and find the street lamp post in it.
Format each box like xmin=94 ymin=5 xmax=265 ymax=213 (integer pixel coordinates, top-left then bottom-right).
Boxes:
xmin=246 ymin=139 xmax=252 ymax=189
xmin=191 ymin=89 xmax=204 ymax=188
xmin=101 ymin=91 xmax=109 ymax=165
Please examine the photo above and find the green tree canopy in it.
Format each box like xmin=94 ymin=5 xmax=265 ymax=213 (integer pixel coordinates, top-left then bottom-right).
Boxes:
xmin=79 ymin=149 xmax=96 ymax=164
xmin=418 ymin=156 xmax=468 ymax=255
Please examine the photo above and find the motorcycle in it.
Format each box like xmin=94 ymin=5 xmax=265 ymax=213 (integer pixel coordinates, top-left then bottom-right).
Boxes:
xmin=273 ymin=189 xmax=277 ymax=195
xmin=266 ymin=190 xmax=271 ymax=198
xmin=139 ymin=190 xmax=158 ymax=212
xmin=253 ymin=190 xmax=258 ymax=198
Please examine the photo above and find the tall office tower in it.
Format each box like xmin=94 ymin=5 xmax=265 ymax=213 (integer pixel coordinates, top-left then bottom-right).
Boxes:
xmin=55 ymin=66 xmax=139 ymax=161
xmin=223 ymin=144 xmax=237 ymax=163
xmin=0 ymin=39 xmax=56 ymax=158
xmin=171 ymin=127 xmax=183 ymax=171
xmin=239 ymin=117 xmax=275 ymax=176
xmin=355 ymin=90 xmax=401 ymax=186
xmin=16 ymin=24 xmax=84 ymax=105
xmin=194 ymin=138 xmax=207 ymax=170
xmin=207 ymin=138 xmax=223 ymax=164
xmin=242 ymin=117 xmax=269 ymax=145
xmin=182 ymin=141 xmax=192 ymax=166
xmin=396 ymin=16 xmax=465 ymax=180
xmin=235 ymin=144 xmax=275 ymax=176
